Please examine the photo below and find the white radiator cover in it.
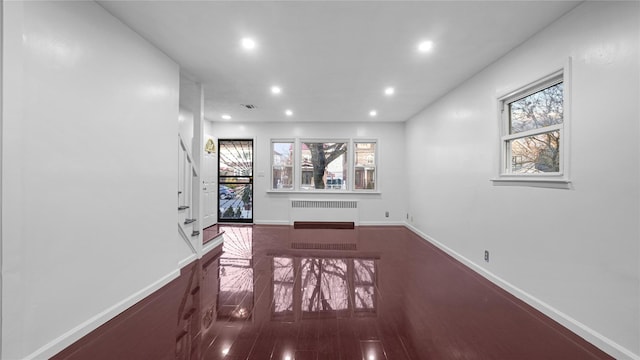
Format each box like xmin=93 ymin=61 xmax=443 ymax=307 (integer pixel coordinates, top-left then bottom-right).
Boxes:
xmin=289 ymin=200 xmax=359 ymax=224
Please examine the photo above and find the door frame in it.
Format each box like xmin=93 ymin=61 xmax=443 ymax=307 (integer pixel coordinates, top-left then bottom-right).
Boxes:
xmin=201 ymin=135 xmax=217 ymax=228
xmin=217 ymin=138 xmax=254 ymax=223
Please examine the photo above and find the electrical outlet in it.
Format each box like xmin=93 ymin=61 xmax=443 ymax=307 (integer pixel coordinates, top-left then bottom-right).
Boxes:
xmin=385 ymin=211 xmax=389 ymax=218
xmin=484 ymin=250 xmax=490 ymax=262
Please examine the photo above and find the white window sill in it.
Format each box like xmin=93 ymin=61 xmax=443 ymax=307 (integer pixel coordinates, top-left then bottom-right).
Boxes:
xmin=490 ymin=177 xmax=572 ymax=189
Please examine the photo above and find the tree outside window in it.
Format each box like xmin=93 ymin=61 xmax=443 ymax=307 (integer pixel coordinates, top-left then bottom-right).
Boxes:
xmin=499 ymin=72 xmax=566 ymax=178
xmin=300 ymin=142 xmax=347 ymax=190
xmin=507 ymin=82 xmax=563 ymax=174
xmin=270 ymin=139 xmax=379 ymax=191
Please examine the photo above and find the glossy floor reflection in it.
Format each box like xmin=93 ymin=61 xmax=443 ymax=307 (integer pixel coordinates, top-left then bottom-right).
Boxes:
xmin=203 ymin=225 xmax=612 ymax=360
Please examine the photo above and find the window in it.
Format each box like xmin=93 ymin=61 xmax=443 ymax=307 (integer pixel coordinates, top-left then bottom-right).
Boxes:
xmin=271 ymin=141 xmax=294 ymax=190
xmin=300 ymin=141 xmax=348 ymax=190
xmin=270 ymin=139 xmax=380 ymax=192
xmin=497 ymin=69 xmax=569 ymax=183
xmin=354 ymin=142 xmax=377 ymax=190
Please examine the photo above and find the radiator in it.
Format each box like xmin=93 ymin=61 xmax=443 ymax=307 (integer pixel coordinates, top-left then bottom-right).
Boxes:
xmin=289 ymin=200 xmax=359 ymax=225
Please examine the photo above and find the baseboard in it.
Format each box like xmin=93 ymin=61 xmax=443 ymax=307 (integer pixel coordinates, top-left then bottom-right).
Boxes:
xmin=202 ymin=233 xmax=224 ymax=254
xmin=24 ymin=269 xmax=181 ymax=360
xmin=404 ymin=223 xmax=640 ymax=360
xmin=178 ymin=253 xmax=198 ymax=268
xmin=254 ymin=220 xmax=405 ymax=226
xmin=358 ymin=220 xmax=406 ymax=226
xmin=253 ymin=220 xmax=289 ymax=225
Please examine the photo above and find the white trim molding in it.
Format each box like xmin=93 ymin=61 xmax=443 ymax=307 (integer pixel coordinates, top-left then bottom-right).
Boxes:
xmin=202 ymin=233 xmax=225 ymax=254
xmin=254 ymin=220 xmax=290 ymax=226
xmin=358 ymin=221 xmax=406 ymax=226
xmin=404 ymin=223 xmax=640 ymax=360
xmin=23 ymin=270 xmax=181 ymax=360
xmin=494 ymin=58 xmax=573 ymax=186
xmin=490 ymin=177 xmax=572 ymax=189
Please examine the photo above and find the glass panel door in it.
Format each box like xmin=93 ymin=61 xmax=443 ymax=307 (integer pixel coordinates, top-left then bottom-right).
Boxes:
xmin=218 ymin=139 xmax=253 ymax=223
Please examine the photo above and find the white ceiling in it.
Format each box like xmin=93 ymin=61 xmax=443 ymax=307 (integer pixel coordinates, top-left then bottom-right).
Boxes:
xmin=98 ymin=1 xmax=581 ymax=123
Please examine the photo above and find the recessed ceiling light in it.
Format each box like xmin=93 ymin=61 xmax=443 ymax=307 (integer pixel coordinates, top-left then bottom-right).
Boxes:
xmin=285 ymin=109 xmax=293 ymax=116
xmin=369 ymin=110 xmax=377 ymax=117
xmin=221 ymin=114 xmax=232 ymax=120
xmin=384 ymin=87 xmax=395 ymax=96
xmin=241 ymin=37 xmax=256 ymax=50
xmin=271 ymin=86 xmax=282 ymax=95
xmin=418 ymin=40 xmax=434 ymax=53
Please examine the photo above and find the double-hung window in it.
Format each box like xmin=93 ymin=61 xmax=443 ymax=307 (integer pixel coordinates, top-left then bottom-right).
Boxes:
xmin=300 ymin=141 xmax=348 ymax=190
xmin=271 ymin=140 xmax=294 ymax=190
xmin=497 ymin=69 xmax=570 ymax=184
xmin=353 ymin=141 xmax=377 ymax=190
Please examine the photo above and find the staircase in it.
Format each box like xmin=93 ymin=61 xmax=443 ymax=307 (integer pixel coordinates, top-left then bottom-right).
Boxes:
xmin=178 ymin=134 xmax=200 ymax=254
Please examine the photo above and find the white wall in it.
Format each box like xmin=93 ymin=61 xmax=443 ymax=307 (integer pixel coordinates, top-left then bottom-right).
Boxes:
xmin=1 ymin=1 xmax=185 ymax=359
xmin=405 ymin=2 xmax=639 ymax=359
xmin=178 ymin=107 xmax=194 ymax=155
xmin=2 ymin=1 xmax=636 ymax=359
xmin=206 ymin=121 xmax=407 ymax=225
xmin=0 ymin=1 xmax=4 ymax=356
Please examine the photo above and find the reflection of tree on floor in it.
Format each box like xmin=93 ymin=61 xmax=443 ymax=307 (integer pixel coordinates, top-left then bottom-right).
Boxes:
xmin=302 ymin=258 xmax=348 ymax=312
xmin=354 ymin=259 xmax=376 ymax=309
xmin=273 ymin=256 xmax=377 ymax=319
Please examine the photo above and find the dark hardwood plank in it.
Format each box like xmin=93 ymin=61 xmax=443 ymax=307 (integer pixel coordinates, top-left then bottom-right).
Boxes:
xmin=53 ymin=225 xmax=615 ymax=360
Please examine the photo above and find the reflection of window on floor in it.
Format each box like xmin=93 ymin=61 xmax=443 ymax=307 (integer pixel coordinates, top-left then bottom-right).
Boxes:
xmin=272 ymin=257 xmax=294 ymax=319
xmin=218 ymin=258 xmax=253 ymax=320
xmin=218 ymin=226 xmax=254 ymax=320
xmin=302 ymin=258 xmax=349 ymax=313
xmin=271 ymin=256 xmax=377 ymax=320
xmin=354 ymin=259 xmax=376 ymax=312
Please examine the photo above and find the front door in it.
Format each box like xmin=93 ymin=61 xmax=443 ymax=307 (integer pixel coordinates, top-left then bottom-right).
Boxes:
xmin=218 ymin=139 xmax=253 ymax=223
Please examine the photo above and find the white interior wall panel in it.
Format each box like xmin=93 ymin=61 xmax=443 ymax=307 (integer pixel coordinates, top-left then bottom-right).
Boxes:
xmin=405 ymin=2 xmax=639 ymax=358
xmin=2 ymin=2 xmax=183 ymax=358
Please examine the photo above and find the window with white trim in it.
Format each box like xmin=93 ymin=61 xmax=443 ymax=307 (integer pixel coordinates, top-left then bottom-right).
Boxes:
xmin=269 ymin=139 xmax=379 ymax=191
xmin=353 ymin=141 xmax=377 ymax=190
xmin=271 ymin=140 xmax=294 ymax=190
xmin=498 ymin=71 xmax=568 ymax=181
xmin=300 ymin=141 xmax=348 ymax=190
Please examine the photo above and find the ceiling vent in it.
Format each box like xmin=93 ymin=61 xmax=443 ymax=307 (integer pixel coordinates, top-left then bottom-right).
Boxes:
xmin=241 ymin=104 xmax=256 ymax=109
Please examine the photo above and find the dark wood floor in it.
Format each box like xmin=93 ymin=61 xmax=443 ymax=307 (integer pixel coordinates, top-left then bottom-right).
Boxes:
xmin=201 ymin=225 xmax=612 ymax=360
